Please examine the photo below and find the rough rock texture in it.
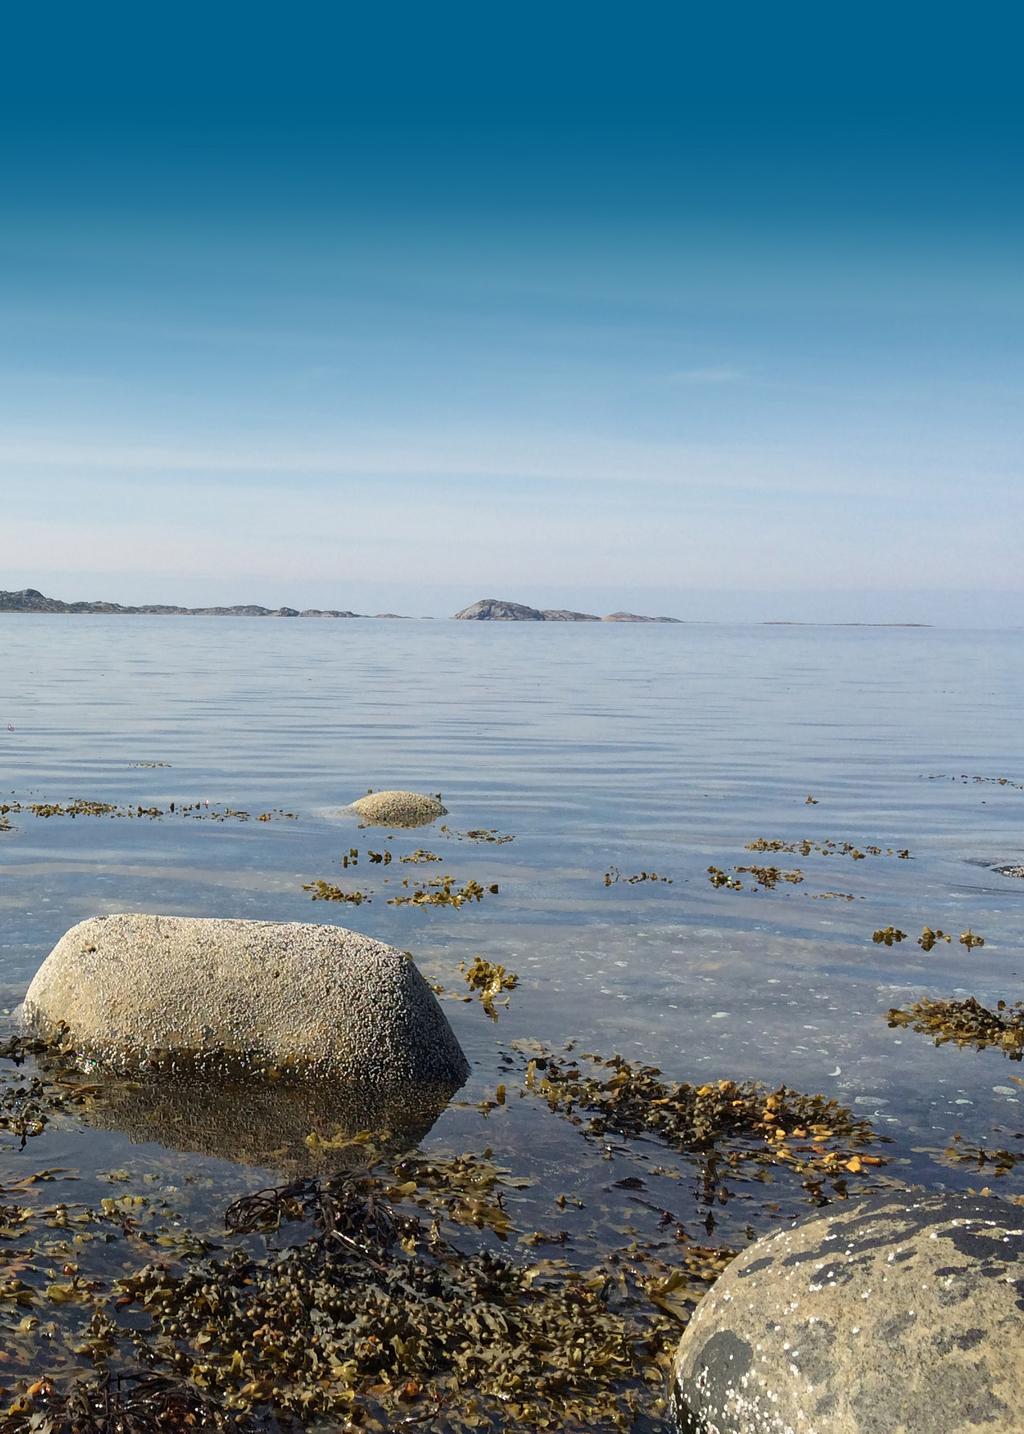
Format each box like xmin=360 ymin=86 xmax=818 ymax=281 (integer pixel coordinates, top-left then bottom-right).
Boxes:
xmin=673 ymin=1188 xmax=1024 ymax=1433
xmin=349 ymin=790 xmax=447 ymax=826
xmin=23 ymin=914 xmax=469 ymax=1084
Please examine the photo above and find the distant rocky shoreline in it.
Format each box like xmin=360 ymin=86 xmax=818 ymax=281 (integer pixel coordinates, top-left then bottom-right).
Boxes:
xmin=0 ymin=588 xmax=682 ymax=623
xmin=0 ymin=588 xmax=930 ymax=626
xmin=0 ymin=589 xmax=406 ymax=619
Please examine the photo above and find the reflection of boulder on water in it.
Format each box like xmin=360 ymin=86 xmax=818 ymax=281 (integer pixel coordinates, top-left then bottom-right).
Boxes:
xmin=76 ymin=1067 xmax=459 ymax=1174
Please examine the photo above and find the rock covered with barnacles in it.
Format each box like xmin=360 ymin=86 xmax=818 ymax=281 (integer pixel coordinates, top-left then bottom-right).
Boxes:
xmin=348 ymin=789 xmax=447 ymax=826
xmin=22 ymin=913 xmax=469 ymax=1086
xmin=673 ymin=1188 xmax=1024 ymax=1433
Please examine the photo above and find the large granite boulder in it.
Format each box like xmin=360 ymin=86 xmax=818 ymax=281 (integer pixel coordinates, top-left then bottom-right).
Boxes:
xmin=22 ymin=914 xmax=469 ymax=1085
xmin=673 ymin=1188 xmax=1024 ymax=1433
xmin=348 ymin=790 xmax=447 ymax=826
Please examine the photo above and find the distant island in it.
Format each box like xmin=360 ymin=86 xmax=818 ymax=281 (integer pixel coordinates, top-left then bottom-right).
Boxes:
xmin=452 ymin=598 xmax=681 ymax=622
xmin=0 ymin=589 xmax=408 ymax=619
xmin=0 ymin=588 xmax=930 ymax=627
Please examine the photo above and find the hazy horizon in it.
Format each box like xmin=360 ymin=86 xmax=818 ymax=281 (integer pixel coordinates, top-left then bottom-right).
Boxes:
xmin=3 ymin=576 xmax=1023 ymax=628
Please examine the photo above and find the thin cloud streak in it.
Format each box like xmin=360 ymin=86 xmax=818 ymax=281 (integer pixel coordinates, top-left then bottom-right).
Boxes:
xmin=0 ymin=429 xmax=974 ymax=501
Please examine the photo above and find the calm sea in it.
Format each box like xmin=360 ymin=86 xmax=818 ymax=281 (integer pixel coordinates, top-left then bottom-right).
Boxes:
xmin=1 ymin=614 xmax=1022 ymax=1218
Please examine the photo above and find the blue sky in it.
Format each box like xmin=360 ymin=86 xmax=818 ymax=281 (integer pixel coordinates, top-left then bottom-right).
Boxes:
xmin=1 ymin=3 xmax=1021 ymax=622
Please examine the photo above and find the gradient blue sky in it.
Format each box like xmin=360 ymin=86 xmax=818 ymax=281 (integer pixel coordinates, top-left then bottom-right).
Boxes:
xmin=1 ymin=3 xmax=1021 ymax=622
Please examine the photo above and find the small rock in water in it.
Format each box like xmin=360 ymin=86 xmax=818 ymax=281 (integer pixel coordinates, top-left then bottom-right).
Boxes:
xmin=348 ymin=789 xmax=448 ymax=826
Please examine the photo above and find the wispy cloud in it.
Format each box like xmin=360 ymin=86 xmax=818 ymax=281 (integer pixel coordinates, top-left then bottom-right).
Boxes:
xmin=0 ymin=427 xmax=885 ymax=497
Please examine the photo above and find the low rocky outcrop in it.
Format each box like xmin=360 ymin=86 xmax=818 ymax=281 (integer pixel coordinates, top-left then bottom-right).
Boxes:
xmin=0 ymin=588 xmax=407 ymax=618
xmin=22 ymin=914 xmax=469 ymax=1086
xmin=452 ymin=598 xmax=600 ymax=621
xmin=348 ymin=790 xmax=448 ymax=826
xmin=673 ymin=1188 xmax=1024 ymax=1433
xmin=452 ymin=598 xmax=680 ymax=622
xmin=603 ymin=611 xmax=681 ymax=623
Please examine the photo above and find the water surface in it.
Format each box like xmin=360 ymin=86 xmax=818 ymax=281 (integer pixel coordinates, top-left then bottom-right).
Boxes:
xmin=0 ymin=615 xmax=1022 ymax=1417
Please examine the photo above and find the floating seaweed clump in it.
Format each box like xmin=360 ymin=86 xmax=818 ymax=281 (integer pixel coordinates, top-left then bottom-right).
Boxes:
xmin=524 ymin=1051 xmax=882 ymax=1201
xmin=440 ymin=825 xmax=515 ymax=844
xmin=745 ymin=837 xmax=910 ymax=860
xmin=604 ymin=867 xmax=672 ymax=886
xmin=401 ymin=848 xmax=443 ymax=863
xmin=706 ymin=865 xmax=802 ymax=891
xmin=0 ymin=1028 xmax=102 ymax=1147
xmin=302 ymin=880 xmax=370 ymax=904
xmin=388 ymin=876 xmax=498 ymax=908
xmin=461 ymin=957 xmax=519 ymax=1018
xmin=924 ymin=772 xmax=1024 ymax=791
xmin=0 ymin=799 xmax=296 ymax=824
xmin=872 ymin=926 xmax=907 ymax=946
xmin=735 ymin=865 xmax=803 ymax=889
xmin=940 ymin=1132 xmax=1024 ymax=1176
xmin=706 ymin=866 xmax=742 ymax=890
xmin=887 ymin=996 xmax=1024 ymax=1059
xmin=109 ymin=1162 xmax=685 ymax=1431
xmin=874 ymin=925 xmax=983 ymax=951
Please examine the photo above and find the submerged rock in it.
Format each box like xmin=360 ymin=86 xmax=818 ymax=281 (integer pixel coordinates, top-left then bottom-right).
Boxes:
xmin=22 ymin=914 xmax=469 ymax=1084
xmin=673 ymin=1188 xmax=1024 ymax=1433
xmin=349 ymin=789 xmax=447 ymax=826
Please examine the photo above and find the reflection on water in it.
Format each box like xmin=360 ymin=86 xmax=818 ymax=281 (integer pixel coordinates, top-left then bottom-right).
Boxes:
xmin=76 ymin=1068 xmax=461 ymax=1173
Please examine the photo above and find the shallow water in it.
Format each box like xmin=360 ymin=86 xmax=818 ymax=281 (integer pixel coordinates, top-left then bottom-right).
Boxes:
xmin=1 ymin=615 xmax=1022 ymax=1421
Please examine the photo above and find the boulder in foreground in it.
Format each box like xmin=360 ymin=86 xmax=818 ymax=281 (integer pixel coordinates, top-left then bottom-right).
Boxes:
xmin=23 ymin=914 xmax=469 ymax=1085
xmin=673 ymin=1187 xmax=1024 ymax=1433
xmin=349 ymin=790 xmax=447 ymax=826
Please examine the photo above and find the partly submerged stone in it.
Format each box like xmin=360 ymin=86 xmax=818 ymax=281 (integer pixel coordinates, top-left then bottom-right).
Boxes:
xmin=22 ymin=914 xmax=469 ymax=1085
xmin=348 ymin=790 xmax=447 ymax=826
xmin=672 ymin=1188 xmax=1024 ymax=1434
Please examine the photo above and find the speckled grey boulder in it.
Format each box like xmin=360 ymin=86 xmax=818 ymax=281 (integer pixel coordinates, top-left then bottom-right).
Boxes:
xmin=23 ymin=914 xmax=469 ymax=1084
xmin=673 ymin=1189 xmax=1024 ymax=1434
xmin=348 ymin=790 xmax=447 ymax=826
